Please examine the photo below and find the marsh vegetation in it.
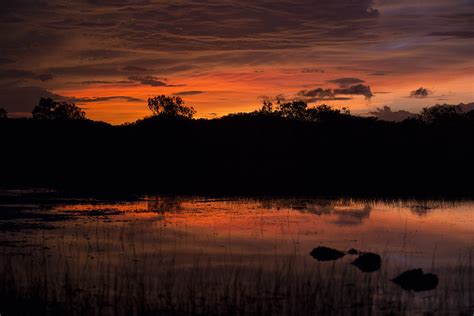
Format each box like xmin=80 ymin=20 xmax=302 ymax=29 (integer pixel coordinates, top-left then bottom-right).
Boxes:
xmin=0 ymin=192 xmax=472 ymax=315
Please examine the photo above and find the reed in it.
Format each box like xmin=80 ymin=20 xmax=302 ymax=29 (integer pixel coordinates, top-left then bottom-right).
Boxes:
xmin=0 ymin=222 xmax=472 ymax=316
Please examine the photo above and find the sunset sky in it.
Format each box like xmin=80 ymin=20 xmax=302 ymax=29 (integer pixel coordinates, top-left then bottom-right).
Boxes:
xmin=0 ymin=0 xmax=473 ymax=124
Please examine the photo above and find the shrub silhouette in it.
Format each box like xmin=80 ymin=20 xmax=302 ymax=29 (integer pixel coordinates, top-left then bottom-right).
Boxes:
xmin=32 ymin=98 xmax=86 ymax=120
xmin=0 ymin=107 xmax=7 ymax=119
xmin=147 ymin=95 xmax=196 ymax=118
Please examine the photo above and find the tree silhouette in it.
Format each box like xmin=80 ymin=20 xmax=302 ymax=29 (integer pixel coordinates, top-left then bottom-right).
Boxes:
xmin=278 ymin=100 xmax=308 ymax=119
xmin=259 ymin=100 xmax=274 ymax=114
xmin=419 ymin=104 xmax=463 ymax=123
xmin=466 ymin=110 xmax=474 ymax=121
xmin=307 ymin=104 xmax=351 ymax=122
xmin=257 ymin=99 xmax=350 ymax=122
xmin=0 ymin=107 xmax=7 ymax=119
xmin=147 ymin=95 xmax=196 ymax=118
xmin=32 ymin=98 xmax=86 ymax=120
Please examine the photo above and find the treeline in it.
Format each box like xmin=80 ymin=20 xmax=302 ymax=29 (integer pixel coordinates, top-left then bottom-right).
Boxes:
xmin=0 ymin=96 xmax=473 ymax=197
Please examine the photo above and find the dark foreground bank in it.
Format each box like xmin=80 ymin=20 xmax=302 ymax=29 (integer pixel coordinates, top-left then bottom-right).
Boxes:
xmin=1 ymin=110 xmax=473 ymax=197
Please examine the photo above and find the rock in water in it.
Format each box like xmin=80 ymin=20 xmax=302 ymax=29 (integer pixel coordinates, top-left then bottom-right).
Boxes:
xmin=348 ymin=248 xmax=359 ymax=255
xmin=392 ymin=269 xmax=439 ymax=292
xmin=392 ymin=269 xmax=424 ymax=290
xmin=414 ymin=273 xmax=439 ymax=292
xmin=351 ymin=253 xmax=381 ymax=272
xmin=310 ymin=246 xmax=345 ymax=261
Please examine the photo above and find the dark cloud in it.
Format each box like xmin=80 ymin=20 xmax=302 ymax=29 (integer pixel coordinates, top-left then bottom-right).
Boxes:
xmin=1 ymin=15 xmax=24 ymax=23
xmin=297 ymin=90 xmax=352 ymax=103
xmin=301 ymin=68 xmax=325 ymax=74
xmin=0 ymin=0 xmax=49 ymax=10
xmin=0 ymin=86 xmax=63 ymax=113
xmin=48 ymin=64 xmax=126 ymax=77
xmin=335 ymin=84 xmax=373 ymax=99
xmin=1 ymin=0 xmax=381 ymax=55
xmin=0 ymin=69 xmax=35 ymax=80
xmin=122 ymin=66 xmax=150 ymax=72
xmin=369 ymin=106 xmax=416 ymax=122
xmin=172 ymin=91 xmax=205 ymax=96
xmin=128 ymin=75 xmax=167 ymax=87
xmin=77 ymin=49 xmax=126 ymax=61
xmin=66 ymin=80 xmax=134 ymax=85
xmin=427 ymin=31 xmax=474 ymax=39
xmin=299 ymin=88 xmax=336 ymax=99
xmin=0 ymin=85 xmax=142 ymax=115
xmin=0 ymin=0 xmax=471 ymax=121
xmin=306 ymin=96 xmax=353 ymax=103
xmin=83 ymin=0 xmax=151 ymax=6
xmin=121 ymin=0 xmax=378 ymax=44
xmin=298 ymin=84 xmax=373 ymax=101
xmin=37 ymin=73 xmax=53 ymax=81
xmin=69 ymin=96 xmax=143 ymax=103
xmin=327 ymin=78 xmax=365 ymax=87
xmin=0 ymin=69 xmax=53 ymax=82
xmin=0 ymin=57 xmax=15 ymax=65
xmin=410 ymin=87 xmax=431 ymax=98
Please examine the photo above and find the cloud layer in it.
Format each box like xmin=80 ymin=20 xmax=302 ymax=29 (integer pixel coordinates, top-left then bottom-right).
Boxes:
xmin=298 ymin=84 xmax=373 ymax=102
xmin=0 ymin=0 xmax=472 ymax=123
xmin=410 ymin=87 xmax=431 ymax=98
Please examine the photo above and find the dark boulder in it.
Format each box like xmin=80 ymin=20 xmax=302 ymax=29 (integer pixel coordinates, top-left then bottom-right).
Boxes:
xmin=351 ymin=252 xmax=381 ymax=272
xmin=310 ymin=246 xmax=345 ymax=261
xmin=392 ymin=269 xmax=439 ymax=292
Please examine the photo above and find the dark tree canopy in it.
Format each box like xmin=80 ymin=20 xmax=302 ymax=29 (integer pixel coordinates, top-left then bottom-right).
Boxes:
xmin=0 ymin=107 xmax=7 ymax=119
xmin=258 ymin=99 xmax=350 ymax=122
xmin=419 ymin=104 xmax=463 ymax=123
xmin=259 ymin=100 xmax=274 ymax=114
xmin=306 ymin=104 xmax=350 ymax=121
xmin=32 ymin=98 xmax=86 ymax=120
xmin=147 ymin=95 xmax=196 ymax=119
xmin=278 ymin=100 xmax=308 ymax=119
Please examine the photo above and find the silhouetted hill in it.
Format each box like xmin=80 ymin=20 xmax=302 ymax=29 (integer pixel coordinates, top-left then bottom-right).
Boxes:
xmin=1 ymin=110 xmax=473 ymax=197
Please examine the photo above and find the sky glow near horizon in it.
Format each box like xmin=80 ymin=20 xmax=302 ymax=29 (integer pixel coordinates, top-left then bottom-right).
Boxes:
xmin=0 ymin=0 xmax=473 ymax=124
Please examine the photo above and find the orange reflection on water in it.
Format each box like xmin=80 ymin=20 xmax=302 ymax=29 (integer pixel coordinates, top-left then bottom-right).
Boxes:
xmin=51 ymin=197 xmax=473 ymax=268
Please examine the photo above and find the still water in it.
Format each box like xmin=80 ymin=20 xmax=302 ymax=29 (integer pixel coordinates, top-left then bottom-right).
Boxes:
xmin=0 ymin=192 xmax=473 ymax=315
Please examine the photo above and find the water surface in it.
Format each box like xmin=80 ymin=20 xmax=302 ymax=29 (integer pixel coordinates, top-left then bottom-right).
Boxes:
xmin=0 ymin=193 xmax=473 ymax=315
